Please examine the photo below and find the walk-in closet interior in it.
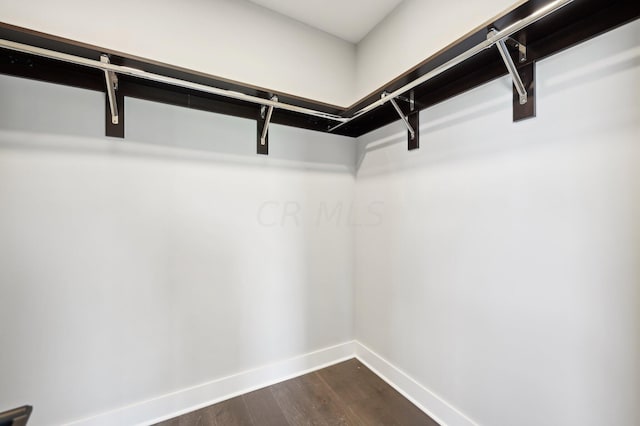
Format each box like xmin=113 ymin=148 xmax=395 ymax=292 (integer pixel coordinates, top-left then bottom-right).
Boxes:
xmin=0 ymin=0 xmax=638 ymax=425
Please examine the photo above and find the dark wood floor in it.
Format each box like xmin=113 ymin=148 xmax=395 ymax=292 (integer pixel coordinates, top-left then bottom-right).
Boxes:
xmin=155 ymin=358 xmax=438 ymax=426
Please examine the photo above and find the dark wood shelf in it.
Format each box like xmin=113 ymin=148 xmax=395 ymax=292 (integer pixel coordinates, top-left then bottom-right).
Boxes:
xmin=0 ymin=0 xmax=637 ymax=140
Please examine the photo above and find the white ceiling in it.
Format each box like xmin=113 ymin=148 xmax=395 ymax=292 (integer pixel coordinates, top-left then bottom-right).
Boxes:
xmin=248 ymin=0 xmax=404 ymax=43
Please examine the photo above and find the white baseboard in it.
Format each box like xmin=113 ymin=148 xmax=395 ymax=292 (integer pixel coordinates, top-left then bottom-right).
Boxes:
xmin=66 ymin=340 xmax=475 ymax=426
xmin=66 ymin=341 xmax=355 ymax=426
xmin=354 ymin=342 xmax=478 ymax=426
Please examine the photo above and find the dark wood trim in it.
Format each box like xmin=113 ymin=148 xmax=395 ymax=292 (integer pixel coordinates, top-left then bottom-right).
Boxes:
xmin=514 ymin=62 xmax=536 ymax=122
xmin=0 ymin=22 xmax=344 ymax=115
xmin=0 ymin=405 xmax=32 ymax=426
xmin=0 ymin=0 xmax=637 ymax=140
xmin=257 ymin=107 xmax=269 ymax=155
xmin=105 ymin=90 xmax=125 ymax=138
xmin=408 ymin=112 xmax=419 ymax=150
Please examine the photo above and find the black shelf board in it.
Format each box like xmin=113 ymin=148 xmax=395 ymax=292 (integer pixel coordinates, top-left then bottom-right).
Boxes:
xmin=0 ymin=0 xmax=637 ymax=139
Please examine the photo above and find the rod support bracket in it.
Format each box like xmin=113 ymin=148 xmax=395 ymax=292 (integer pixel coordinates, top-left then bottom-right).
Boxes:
xmin=100 ymin=54 xmax=119 ymax=125
xmin=382 ymin=92 xmax=417 ymax=147
xmin=257 ymin=95 xmax=277 ymax=155
xmin=489 ymin=29 xmax=535 ymax=121
xmin=100 ymin=54 xmax=124 ymax=137
xmin=505 ymin=36 xmax=527 ymax=64
xmin=489 ymin=29 xmax=528 ymax=104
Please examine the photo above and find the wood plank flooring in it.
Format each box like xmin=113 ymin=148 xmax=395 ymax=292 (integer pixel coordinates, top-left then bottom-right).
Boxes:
xmin=155 ymin=359 xmax=438 ymax=426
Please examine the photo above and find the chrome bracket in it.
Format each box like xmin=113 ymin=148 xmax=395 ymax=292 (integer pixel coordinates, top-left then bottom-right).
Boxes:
xmin=257 ymin=95 xmax=277 ymax=155
xmin=100 ymin=54 xmax=119 ymax=124
xmin=489 ymin=29 xmax=527 ymax=105
xmin=261 ymin=96 xmax=277 ymax=145
xmin=383 ymin=92 xmax=416 ymax=141
xmin=505 ymin=37 xmax=527 ymax=64
xmin=489 ymin=29 xmax=536 ymax=121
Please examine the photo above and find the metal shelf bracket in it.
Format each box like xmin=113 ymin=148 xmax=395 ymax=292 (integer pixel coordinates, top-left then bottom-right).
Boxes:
xmin=490 ymin=29 xmax=528 ymax=105
xmin=257 ymin=95 xmax=277 ymax=155
xmin=505 ymin=36 xmax=527 ymax=64
xmin=489 ymin=29 xmax=536 ymax=122
xmin=100 ymin=54 xmax=124 ymax=137
xmin=100 ymin=54 xmax=119 ymax=124
xmin=383 ymin=92 xmax=419 ymax=150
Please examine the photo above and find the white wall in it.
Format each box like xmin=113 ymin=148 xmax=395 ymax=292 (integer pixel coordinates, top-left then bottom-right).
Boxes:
xmin=355 ymin=20 xmax=640 ymax=426
xmin=0 ymin=0 xmax=356 ymax=106
xmin=355 ymin=0 xmax=521 ymax=100
xmin=1 ymin=6 xmax=638 ymax=426
xmin=0 ymin=75 xmax=356 ymax=425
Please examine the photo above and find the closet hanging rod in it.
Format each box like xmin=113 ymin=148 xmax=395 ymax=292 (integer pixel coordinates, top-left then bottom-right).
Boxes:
xmin=329 ymin=0 xmax=573 ymax=133
xmin=0 ymin=0 xmax=573 ymax=131
xmin=0 ymin=38 xmax=348 ymax=124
